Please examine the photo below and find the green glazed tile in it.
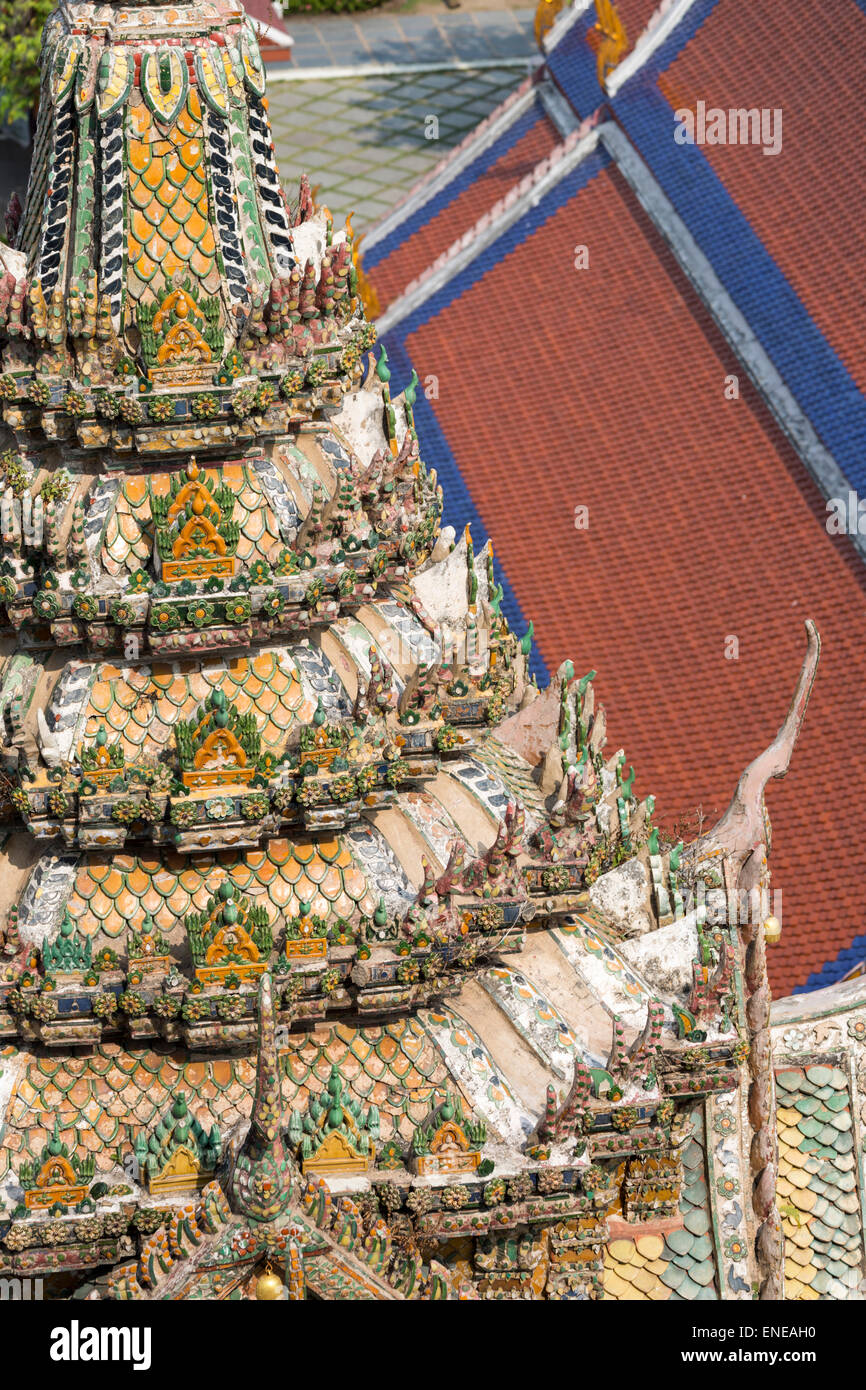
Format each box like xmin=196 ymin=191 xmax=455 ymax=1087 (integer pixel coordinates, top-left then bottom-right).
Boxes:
xmin=690 ymin=1260 xmax=716 ymax=1288
xmin=805 ymin=1066 xmax=833 ymax=1087
xmin=683 ymin=1208 xmax=710 ymax=1237
xmin=664 ymin=1228 xmax=694 ymax=1257
xmin=660 ymin=1263 xmax=686 ymax=1291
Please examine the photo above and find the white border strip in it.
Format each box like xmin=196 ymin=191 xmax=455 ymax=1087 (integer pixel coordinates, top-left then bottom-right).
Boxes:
xmin=605 ymin=0 xmax=700 ymax=95
xmin=600 ymin=124 xmax=861 ymax=554
xmin=377 ymin=120 xmax=605 ymax=334
xmin=267 ymin=56 xmax=538 ymax=83
xmin=362 ymin=79 xmax=540 ymax=254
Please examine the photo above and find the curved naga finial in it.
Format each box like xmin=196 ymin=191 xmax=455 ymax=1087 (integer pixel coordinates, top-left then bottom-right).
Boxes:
xmin=697 ymin=619 xmax=820 ymax=872
xmin=688 ymin=621 xmax=820 ymax=1304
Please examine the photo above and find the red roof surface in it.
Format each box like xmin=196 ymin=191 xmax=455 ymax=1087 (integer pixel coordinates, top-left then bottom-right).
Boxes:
xmin=405 ymin=161 xmax=866 ymax=997
xmin=370 ymin=111 xmax=560 ymax=314
xmin=658 ymin=0 xmax=866 ymax=396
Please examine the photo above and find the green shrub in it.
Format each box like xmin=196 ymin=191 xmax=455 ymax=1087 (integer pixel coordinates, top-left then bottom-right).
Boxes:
xmin=285 ymin=0 xmax=384 ymax=13
xmin=0 ymin=2 xmax=54 ymax=126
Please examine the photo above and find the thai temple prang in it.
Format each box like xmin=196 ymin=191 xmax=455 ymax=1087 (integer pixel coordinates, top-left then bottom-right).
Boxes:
xmin=0 ymin=0 xmax=860 ymax=1305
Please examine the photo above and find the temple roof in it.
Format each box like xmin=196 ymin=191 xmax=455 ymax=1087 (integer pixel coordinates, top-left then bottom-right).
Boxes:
xmin=367 ymin=0 xmax=866 ymax=997
xmin=0 ymin=0 xmax=861 ymax=1306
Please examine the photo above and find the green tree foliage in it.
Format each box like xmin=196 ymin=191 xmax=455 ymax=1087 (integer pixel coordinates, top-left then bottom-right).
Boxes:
xmin=0 ymin=2 xmax=54 ymax=127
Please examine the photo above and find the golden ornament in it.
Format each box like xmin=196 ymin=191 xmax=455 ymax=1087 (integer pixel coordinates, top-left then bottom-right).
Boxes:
xmin=256 ymin=1261 xmax=284 ymax=1300
xmin=763 ymin=916 xmax=782 ymax=946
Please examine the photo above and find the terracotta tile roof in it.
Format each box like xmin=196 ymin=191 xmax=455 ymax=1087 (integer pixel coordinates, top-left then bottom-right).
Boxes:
xmin=658 ymin=0 xmax=866 ymax=399
xmin=388 ymin=161 xmax=866 ymax=999
xmin=366 ymin=98 xmax=560 ymax=313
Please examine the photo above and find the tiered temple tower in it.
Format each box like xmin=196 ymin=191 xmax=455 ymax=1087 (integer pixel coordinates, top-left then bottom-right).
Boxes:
xmin=0 ymin=0 xmax=818 ymax=1301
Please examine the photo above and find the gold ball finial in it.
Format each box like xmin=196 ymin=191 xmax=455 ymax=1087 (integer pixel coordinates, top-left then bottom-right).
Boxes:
xmin=256 ymin=1261 xmax=284 ymax=1301
xmin=764 ymin=915 xmax=782 ymax=946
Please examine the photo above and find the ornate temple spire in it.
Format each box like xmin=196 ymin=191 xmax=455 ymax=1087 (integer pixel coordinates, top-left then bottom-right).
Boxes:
xmin=229 ymin=970 xmax=294 ymax=1222
xmin=1 ymin=0 xmax=363 ymax=450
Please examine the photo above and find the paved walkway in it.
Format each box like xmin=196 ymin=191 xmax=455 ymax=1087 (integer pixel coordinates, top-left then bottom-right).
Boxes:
xmin=280 ymin=9 xmax=535 ymax=70
xmin=268 ymin=64 xmax=528 ymax=231
xmin=268 ymin=7 xmax=536 ymax=232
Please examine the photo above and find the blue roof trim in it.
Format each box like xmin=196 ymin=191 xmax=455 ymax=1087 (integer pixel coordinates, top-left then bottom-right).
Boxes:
xmin=794 ymin=935 xmax=866 ymax=993
xmin=387 ymin=349 xmax=548 ymax=685
xmin=382 ymin=145 xmax=612 ymax=686
xmin=611 ymin=0 xmax=719 ymax=85
xmin=364 ymin=94 xmax=547 ymax=272
xmin=545 ymin=0 xmax=718 ymax=119
xmin=613 ymin=83 xmax=866 ymax=490
xmin=544 ymin=10 xmax=602 ymax=120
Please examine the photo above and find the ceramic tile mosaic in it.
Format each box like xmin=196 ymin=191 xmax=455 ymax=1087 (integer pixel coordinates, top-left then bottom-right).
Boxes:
xmin=602 ymin=1233 xmax=671 ymax=1301
xmin=65 ymin=838 xmax=376 ymax=943
xmin=478 ymin=965 xmax=579 ymax=1083
xmin=76 ymin=650 xmax=310 ymax=760
xmin=126 ymin=92 xmax=219 ymax=301
xmin=776 ymin=1065 xmax=862 ymax=1299
xmin=100 ymin=464 xmax=284 ymax=578
xmin=2 ymin=1048 xmax=257 ymax=1178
